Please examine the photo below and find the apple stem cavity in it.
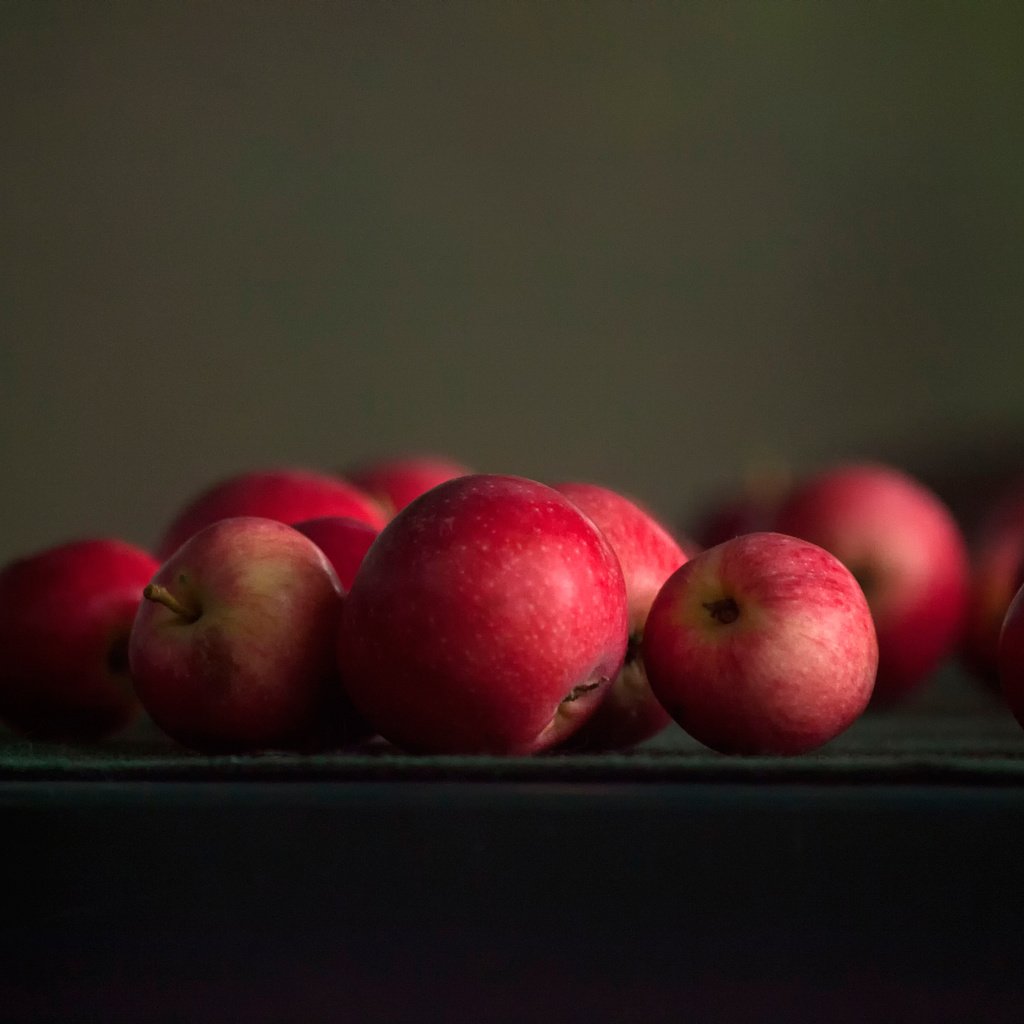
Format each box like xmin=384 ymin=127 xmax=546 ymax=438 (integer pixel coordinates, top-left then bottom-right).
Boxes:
xmin=703 ymin=596 xmax=740 ymax=625
xmin=143 ymin=583 xmax=201 ymax=623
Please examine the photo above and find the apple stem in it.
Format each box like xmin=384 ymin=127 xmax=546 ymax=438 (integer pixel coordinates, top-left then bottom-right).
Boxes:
xmin=143 ymin=583 xmax=201 ymax=623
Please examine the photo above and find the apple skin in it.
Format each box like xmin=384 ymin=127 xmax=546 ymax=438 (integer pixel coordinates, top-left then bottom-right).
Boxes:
xmin=773 ymin=463 xmax=969 ymax=702
xmin=292 ymin=516 xmax=380 ymax=592
xmin=346 ymin=455 xmax=472 ymax=518
xmin=962 ymin=481 xmax=1024 ymax=683
xmin=643 ymin=532 xmax=878 ymax=755
xmin=551 ymin=481 xmax=687 ymax=749
xmin=336 ymin=474 xmax=629 ymax=754
xmin=691 ymin=465 xmax=792 ymax=550
xmin=156 ymin=468 xmax=387 ymax=560
xmin=997 ymin=583 xmax=1024 ymax=726
xmin=0 ymin=538 xmax=159 ymax=740
xmin=130 ymin=517 xmax=353 ymax=752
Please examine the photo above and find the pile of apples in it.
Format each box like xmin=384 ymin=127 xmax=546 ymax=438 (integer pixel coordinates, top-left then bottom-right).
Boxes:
xmin=4 ymin=453 xmax=1024 ymax=757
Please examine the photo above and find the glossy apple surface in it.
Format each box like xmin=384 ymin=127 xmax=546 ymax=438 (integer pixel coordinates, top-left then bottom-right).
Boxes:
xmin=337 ymin=474 xmax=629 ymax=754
xmin=774 ymin=463 xmax=968 ymax=701
xmin=552 ymin=481 xmax=687 ymax=749
xmin=0 ymin=538 xmax=159 ymax=740
xmin=130 ymin=517 xmax=352 ymax=752
xmin=292 ymin=516 xmax=380 ymax=592
xmin=156 ymin=468 xmax=387 ymax=560
xmin=643 ymin=532 xmax=877 ymax=755
xmin=347 ymin=455 xmax=471 ymax=518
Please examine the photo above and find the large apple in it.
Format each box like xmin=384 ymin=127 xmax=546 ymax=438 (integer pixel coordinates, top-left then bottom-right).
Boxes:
xmin=130 ymin=517 xmax=354 ymax=752
xmin=962 ymin=480 xmax=1024 ymax=683
xmin=773 ymin=462 xmax=969 ymax=701
xmin=643 ymin=532 xmax=877 ymax=755
xmin=0 ymin=538 xmax=159 ymax=740
xmin=346 ymin=454 xmax=472 ymax=518
xmin=156 ymin=468 xmax=387 ymax=560
xmin=336 ymin=474 xmax=629 ymax=754
xmin=551 ymin=481 xmax=687 ymax=749
xmin=292 ymin=516 xmax=380 ymax=592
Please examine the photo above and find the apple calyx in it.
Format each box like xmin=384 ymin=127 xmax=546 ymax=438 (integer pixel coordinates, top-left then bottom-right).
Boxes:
xmin=703 ymin=597 xmax=740 ymax=624
xmin=142 ymin=583 xmax=201 ymax=623
xmin=561 ymin=680 xmax=603 ymax=704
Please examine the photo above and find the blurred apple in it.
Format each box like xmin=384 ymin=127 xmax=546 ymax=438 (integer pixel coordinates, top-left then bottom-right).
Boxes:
xmin=346 ymin=455 xmax=471 ymax=518
xmin=293 ymin=516 xmax=380 ymax=592
xmin=552 ymin=481 xmax=687 ymax=749
xmin=156 ymin=468 xmax=386 ymax=559
xmin=774 ymin=462 xmax=969 ymax=702
xmin=0 ymin=538 xmax=158 ymax=740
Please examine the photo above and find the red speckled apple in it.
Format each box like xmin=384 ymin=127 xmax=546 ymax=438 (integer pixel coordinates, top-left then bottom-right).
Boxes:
xmin=552 ymin=481 xmax=687 ymax=749
xmin=156 ymin=468 xmax=386 ymax=560
xmin=0 ymin=538 xmax=159 ymax=740
xmin=130 ymin=517 xmax=352 ymax=752
xmin=337 ymin=474 xmax=629 ymax=754
xmin=643 ymin=532 xmax=877 ymax=755
xmin=292 ymin=516 xmax=380 ymax=592
xmin=774 ymin=463 xmax=969 ymax=701
xmin=347 ymin=455 xmax=472 ymax=518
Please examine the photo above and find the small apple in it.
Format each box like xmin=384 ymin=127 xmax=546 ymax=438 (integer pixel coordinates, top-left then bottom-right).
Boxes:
xmin=551 ymin=481 xmax=687 ymax=749
xmin=773 ymin=462 xmax=969 ymax=701
xmin=643 ymin=532 xmax=877 ymax=755
xmin=0 ymin=538 xmax=159 ymax=740
xmin=962 ymin=480 xmax=1024 ymax=683
xmin=156 ymin=468 xmax=387 ymax=560
xmin=130 ymin=516 xmax=354 ymax=752
xmin=336 ymin=474 xmax=629 ymax=754
xmin=292 ymin=516 xmax=380 ymax=592
xmin=346 ymin=455 xmax=472 ymax=518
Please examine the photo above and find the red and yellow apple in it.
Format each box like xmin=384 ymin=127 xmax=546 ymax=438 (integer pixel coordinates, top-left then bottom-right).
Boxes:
xmin=643 ymin=532 xmax=878 ymax=754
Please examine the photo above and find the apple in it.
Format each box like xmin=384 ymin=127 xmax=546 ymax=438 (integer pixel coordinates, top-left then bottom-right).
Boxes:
xmin=962 ymin=480 xmax=1024 ymax=683
xmin=551 ymin=481 xmax=687 ymax=749
xmin=336 ymin=474 xmax=629 ymax=754
xmin=346 ymin=454 xmax=472 ymax=518
xmin=691 ymin=464 xmax=792 ymax=550
xmin=292 ymin=516 xmax=380 ymax=592
xmin=130 ymin=516 xmax=355 ymax=752
xmin=773 ymin=462 xmax=969 ymax=701
xmin=997 ymin=582 xmax=1024 ymax=726
xmin=642 ymin=532 xmax=877 ymax=755
xmin=156 ymin=468 xmax=387 ymax=560
xmin=0 ymin=538 xmax=159 ymax=740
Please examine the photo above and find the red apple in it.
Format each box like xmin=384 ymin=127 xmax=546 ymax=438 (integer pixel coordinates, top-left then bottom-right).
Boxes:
xmin=551 ymin=481 xmax=687 ymax=749
xmin=773 ymin=462 xmax=969 ymax=701
xmin=130 ymin=517 xmax=354 ymax=752
xmin=643 ymin=532 xmax=877 ymax=755
xmin=997 ymin=582 xmax=1024 ymax=727
xmin=337 ymin=474 xmax=629 ymax=754
xmin=156 ymin=468 xmax=387 ymax=560
xmin=292 ymin=516 xmax=380 ymax=592
xmin=962 ymin=480 xmax=1024 ymax=683
xmin=692 ymin=464 xmax=792 ymax=550
xmin=0 ymin=538 xmax=159 ymax=740
xmin=346 ymin=455 xmax=472 ymax=518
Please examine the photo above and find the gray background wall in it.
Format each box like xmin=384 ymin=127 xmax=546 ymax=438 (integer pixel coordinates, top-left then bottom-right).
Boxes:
xmin=2 ymin=1 xmax=1023 ymax=563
